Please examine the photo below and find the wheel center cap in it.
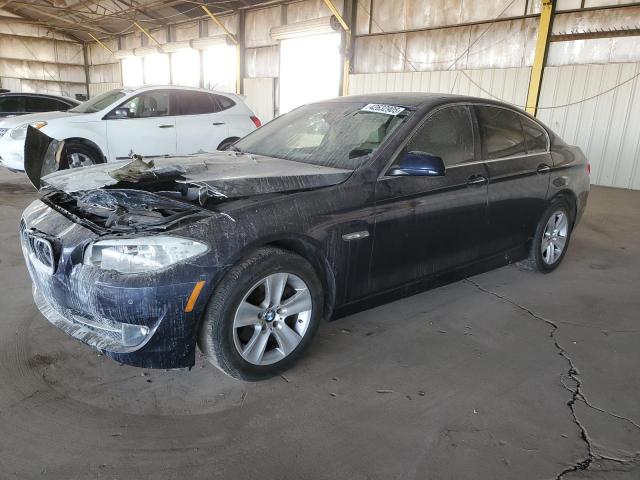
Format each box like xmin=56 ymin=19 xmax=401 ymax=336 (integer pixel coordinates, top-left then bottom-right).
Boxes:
xmin=264 ymin=310 xmax=276 ymax=322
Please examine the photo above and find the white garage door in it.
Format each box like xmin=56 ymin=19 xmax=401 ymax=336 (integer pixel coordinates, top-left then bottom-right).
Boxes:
xmin=279 ymin=32 xmax=341 ymax=114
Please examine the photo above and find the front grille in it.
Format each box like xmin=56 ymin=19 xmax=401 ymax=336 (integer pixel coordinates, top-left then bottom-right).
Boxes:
xmin=0 ymin=128 xmax=8 ymax=138
xmin=21 ymin=221 xmax=56 ymax=274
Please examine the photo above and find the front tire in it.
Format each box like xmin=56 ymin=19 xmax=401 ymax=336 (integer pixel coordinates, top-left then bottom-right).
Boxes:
xmin=61 ymin=142 xmax=103 ymax=169
xmin=198 ymin=247 xmax=323 ymax=381
xmin=523 ymin=198 xmax=573 ymax=273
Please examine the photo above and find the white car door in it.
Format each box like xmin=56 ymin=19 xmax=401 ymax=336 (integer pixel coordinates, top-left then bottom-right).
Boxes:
xmin=105 ymin=90 xmax=177 ymax=160
xmin=173 ymin=90 xmax=229 ymax=154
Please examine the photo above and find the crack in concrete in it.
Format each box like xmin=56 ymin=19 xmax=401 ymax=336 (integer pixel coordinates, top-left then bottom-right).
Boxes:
xmin=463 ymin=278 xmax=640 ymax=479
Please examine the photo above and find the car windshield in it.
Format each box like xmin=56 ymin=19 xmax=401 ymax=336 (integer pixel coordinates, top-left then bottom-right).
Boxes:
xmin=69 ymin=89 xmax=127 ymax=114
xmin=233 ymin=101 xmax=411 ymax=170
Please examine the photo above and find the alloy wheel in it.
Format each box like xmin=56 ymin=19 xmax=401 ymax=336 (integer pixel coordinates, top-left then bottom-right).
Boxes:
xmin=233 ymin=272 xmax=313 ymax=366
xmin=68 ymin=152 xmax=95 ymax=168
xmin=541 ymin=210 xmax=568 ymax=265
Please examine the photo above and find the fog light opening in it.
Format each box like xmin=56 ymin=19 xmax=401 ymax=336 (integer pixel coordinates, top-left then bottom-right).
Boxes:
xmin=122 ymin=324 xmax=150 ymax=347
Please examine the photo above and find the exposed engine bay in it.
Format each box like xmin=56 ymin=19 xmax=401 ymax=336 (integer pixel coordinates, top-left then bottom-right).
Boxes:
xmin=42 ymin=189 xmax=211 ymax=234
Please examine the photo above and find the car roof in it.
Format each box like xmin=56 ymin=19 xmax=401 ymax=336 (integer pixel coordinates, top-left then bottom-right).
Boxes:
xmin=123 ymin=85 xmax=238 ymax=97
xmin=325 ymin=92 xmax=524 ymax=112
xmin=0 ymin=92 xmax=79 ymax=104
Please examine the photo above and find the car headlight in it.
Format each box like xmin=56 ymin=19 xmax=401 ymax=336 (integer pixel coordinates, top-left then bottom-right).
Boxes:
xmin=9 ymin=121 xmax=48 ymax=140
xmin=83 ymin=236 xmax=208 ymax=273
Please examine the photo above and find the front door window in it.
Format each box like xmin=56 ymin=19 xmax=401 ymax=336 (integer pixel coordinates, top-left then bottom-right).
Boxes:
xmin=406 ymin=105 xmax=475 ymax=167
xmin=120 ymin=91 xmax=172 ymax=118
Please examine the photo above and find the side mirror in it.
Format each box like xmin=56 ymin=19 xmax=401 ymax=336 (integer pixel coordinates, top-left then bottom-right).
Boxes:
xmin=388 ymin=150 xmax=445 ymax=177
xmin=110 ymin=107 xmax=132 ymax=119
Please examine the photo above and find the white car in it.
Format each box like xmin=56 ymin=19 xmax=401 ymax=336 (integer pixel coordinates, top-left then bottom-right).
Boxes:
xmin=0 ymin=85 xmax=261 ymax=171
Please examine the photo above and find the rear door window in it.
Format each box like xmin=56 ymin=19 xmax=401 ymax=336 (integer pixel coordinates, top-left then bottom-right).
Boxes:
xmin=0 ymin=96 xmax=24 ymax=113
xmin=407 ymin=105 xmax=475 ymax=167
xmin=174 ymin=91 xmax=220 ymax=115
xmin=25 ymin=96 xmax=60 ymax=112
xmin=521 ymin=116 xmax=549 ymax=153
xmin=476 ymin=106 xmax=527 ymax=160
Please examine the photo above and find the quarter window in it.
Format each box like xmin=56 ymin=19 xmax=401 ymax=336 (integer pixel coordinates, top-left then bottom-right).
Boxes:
xmin=476 ymin=106 xmax=527 ymax=160
xmin=407 ymin=105 xmax=474 ymax=167
xmin=521 ymin=116 xmax=548 ymax=153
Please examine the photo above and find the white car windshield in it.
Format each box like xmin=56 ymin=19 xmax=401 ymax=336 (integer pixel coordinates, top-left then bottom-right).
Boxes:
xmin=233 ymin=102 xmax=411 ymax=170
xmin=69 ymin=89 xmax=127 ymax=114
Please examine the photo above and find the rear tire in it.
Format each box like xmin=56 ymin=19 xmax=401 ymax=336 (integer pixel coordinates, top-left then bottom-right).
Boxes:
xmin=61 ymin=142 xmax=103 ymax=169
xmin=520 ymin=198 xmax=573 ymax=273
xmin=198 ymin=247 xmax=323 ymax=381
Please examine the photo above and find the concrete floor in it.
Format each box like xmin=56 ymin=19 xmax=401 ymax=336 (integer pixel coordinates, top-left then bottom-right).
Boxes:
xmin=0 ymin=167 xmax=638 ymax=480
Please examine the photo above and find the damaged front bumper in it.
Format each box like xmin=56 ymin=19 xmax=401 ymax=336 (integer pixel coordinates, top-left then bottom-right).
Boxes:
xmin=21 ymin=199 xmax=215 ymax=369
xmin=33 ymin=286 xmax=159 ymax=353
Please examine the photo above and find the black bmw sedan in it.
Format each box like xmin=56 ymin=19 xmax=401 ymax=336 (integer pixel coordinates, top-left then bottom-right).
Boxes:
xmin=20 ymin=94 xmax=589 ymax=380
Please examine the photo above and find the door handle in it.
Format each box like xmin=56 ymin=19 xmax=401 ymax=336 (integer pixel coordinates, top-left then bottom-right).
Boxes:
xmin=212 ymin=122 xmax=226 ymax=126
xmin=158 ymin=124 xmax=174 ymax=128
xmin=467 ymin=175 xmax=488 ymax=186
xmin=537 ymin=163 xmax=551 ymax=174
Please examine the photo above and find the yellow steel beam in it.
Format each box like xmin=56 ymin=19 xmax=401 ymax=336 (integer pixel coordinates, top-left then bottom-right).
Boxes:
xmin=342 ymin=32 xmax=351 ymax=96
xmin=201 ymin=5 xmax=238 ymax=45
xmin=134 ymin=21 xmax=161 ymax=46
xmin=322 ymin=0 xmax=350 ymax=32
xmin=526 ymin=0 xmax=556 ymax=115
xmin=88 ymin=32 xmax=114 ymax=55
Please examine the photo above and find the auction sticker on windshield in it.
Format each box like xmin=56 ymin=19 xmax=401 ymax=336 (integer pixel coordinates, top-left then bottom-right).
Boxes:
xmin=361 ymin=104 xmax=405 ymax=116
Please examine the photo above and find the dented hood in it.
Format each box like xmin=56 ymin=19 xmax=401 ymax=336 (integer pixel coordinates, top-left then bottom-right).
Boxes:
xmin=25 ymin=128 xmax=352 ymax=198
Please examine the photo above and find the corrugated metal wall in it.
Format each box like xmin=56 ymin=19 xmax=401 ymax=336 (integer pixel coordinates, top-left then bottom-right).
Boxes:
xmin=353 ymin=18 xmax=538 ymax=74
xmin=87 ymin=37 xmax=122 ymax=94
xmin=0 ymin=19 xmax=87 ymax=97
xmin=538 ymin=62 xmax=640 ymax=190
xmin=88 ymin=82 xmax=122 ymax=97
xmin=349 ymin=67 xmax=531 ymax=107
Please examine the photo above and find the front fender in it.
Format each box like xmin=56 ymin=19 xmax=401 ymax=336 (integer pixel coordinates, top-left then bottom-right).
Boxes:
xmin=24 ymin=126 xmax=63 ymax=190
xmin=24 ymin=127 xmax=110 ymax=190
